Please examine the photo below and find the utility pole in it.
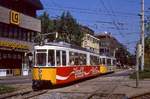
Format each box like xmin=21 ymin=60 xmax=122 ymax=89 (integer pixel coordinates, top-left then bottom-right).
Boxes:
xmin=136 ymin=44 xmax=141 ymax=88
xmin=141 ymin=0 xmax=145 ymax=71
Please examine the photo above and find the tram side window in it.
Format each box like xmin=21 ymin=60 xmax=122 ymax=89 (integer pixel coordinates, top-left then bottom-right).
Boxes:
xmin=62 ymin=51 xmax=66 ymax=66
xmin=79 ymin=53 xmax=86 ymax=65
xmin=69 ymin=52 xmax=79 ymax=65
xmin=36 ymin=53 xmax=46 ymax=66
xmin=48 ymin=50 xmax=55 ymax=66
xmin=99 ymin=58 xmax=102 ymax=64
xmin=56 ymin=50 xmax=61 ymax=66
xmin=69 ymin=52 xmax=75 ymax=66
xmin=102 ymin=58 xmax=105 ymax=65
xmin=90 ymin=55 xmax=94 ymax=65
xmin=90 ymin=55 xmax=99 ymax=65
xmin=74 ymin=53 xmax=79 ymax=65
xmin=107 ymin=59 xmax=111 ymax=66
xmin=113 ymin=60 xmax=116 ymax=66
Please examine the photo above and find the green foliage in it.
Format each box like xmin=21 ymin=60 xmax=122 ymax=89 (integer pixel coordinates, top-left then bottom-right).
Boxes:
xmin=145 ymin=16 xmax=150 ymax=36
xmin=0 ymin=85 xmax=16 ymax=94
xmin=38 ymin=11 xmax=84 ymax=46
xmin=56 ymin=11 xmax=84 ymax=46
xmin=145 ymin=14 xmax=150 ymax=67
xmin=145 ymin=36 xmax=150 ymax=52
xmin=130 ymin=68 xmax=150 ymax=79
xmin=115 ymin=45 xmax=135 ymax=66
xmin=38 ymin=11 xmax=55 ymax=33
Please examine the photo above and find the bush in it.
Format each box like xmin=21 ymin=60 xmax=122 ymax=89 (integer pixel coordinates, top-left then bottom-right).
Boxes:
xmin=130 ymin=68 xmax=150 ymax=79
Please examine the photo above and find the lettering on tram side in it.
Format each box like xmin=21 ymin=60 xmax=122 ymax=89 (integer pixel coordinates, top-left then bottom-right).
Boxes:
xmin=73 ymin=67 xmax=84 ymax=78
xmin=91 ymin=67 xmax=99 ymax=74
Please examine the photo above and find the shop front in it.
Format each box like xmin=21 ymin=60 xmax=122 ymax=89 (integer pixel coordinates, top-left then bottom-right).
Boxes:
xmin=0 ymin=38 xmax=33 ymax=76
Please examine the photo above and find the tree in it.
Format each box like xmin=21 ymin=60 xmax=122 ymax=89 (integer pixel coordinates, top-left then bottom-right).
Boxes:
xmin=37 ymin=11 xmax=84 ymax=46
xmin=37 ymin=12 xmax=57 ymax=42
xmin=38 ymin=11 xmax=54 ymax=33
xmin=145 ymin=14 xmax=150 ymax=67
xmin=115 ymin=44 xmax=135 ymax=67
xmin=56 ymin=11 xmax=84 ymax=46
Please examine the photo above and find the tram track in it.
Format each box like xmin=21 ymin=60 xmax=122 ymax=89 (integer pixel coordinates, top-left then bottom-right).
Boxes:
xmin=130 ymin=93 xmax=150 ymax=99
xmin=0 ymin=89 xmax=48 ymax=99
xmin=84 ymin=73 xmax=129 ymax=99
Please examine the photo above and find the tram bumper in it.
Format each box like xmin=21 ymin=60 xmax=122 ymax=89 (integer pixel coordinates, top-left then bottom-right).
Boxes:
xmin=32 ymin=80 xmax=52 ymax=90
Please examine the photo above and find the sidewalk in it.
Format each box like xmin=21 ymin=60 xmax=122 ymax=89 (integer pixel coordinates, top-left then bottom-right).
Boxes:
xmin=0 ymin=73 xmax=32 ymax=80
xmin=113 ymin=79 xmax=150 ymax=98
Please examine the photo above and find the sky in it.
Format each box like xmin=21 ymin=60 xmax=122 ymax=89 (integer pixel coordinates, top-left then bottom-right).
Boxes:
xmin=37 ymin=0 xmax=150 ymax=54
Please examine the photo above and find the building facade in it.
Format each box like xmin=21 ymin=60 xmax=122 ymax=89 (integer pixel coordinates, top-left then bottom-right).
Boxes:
xmin=96 ymin=33 xmax=121 ymax=57
xmin=0 ymin=0 xmax=43 ymax=76
xmin=82 ymin=34 xmax=99 ymax=54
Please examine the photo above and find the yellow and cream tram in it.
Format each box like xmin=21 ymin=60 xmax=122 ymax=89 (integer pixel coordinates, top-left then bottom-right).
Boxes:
xmin=32 ymin=42 xmax=116 ymax=89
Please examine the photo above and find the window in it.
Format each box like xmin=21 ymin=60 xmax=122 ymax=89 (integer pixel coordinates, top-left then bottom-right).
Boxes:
xmin=87 ymin=35 xmax=89 ymax=40
xmin=62 ymin=51 xmax=66 ymax=66
xmin=29 ymin=32 xmax=32 ymax=42
xmin=113 ymin=60 xmax=116 ymax=65
xmin=27 ymin=31 xmax=30 ymax=42
xmin=0 ymin=53 xmax=1 ymax=60
xmin=90 ymin=55 xmax=99 ymax=65
xmin=99 ymin=58 xmax=102 ymax=64
xmin=3 ymin=54 xmax=7 ymax=59
xmin=13 ymin=54 xmax=16 ymax=59
xmin=102 ymin=58 xmax=105 ymax=64
xmin=107 ymin=59 xmax=111 ymax=66
xmin=48 ymin=50 xmax=55 ymax=66
xmin=14 ymin=27 xmax=17 ymax=39
xmin=56 ymin=50 xmax=61 ymax=66
xmin=21 ymin=29 xmax=24 ymax=40
xmin=18 ymin=28 xmax=22 ymax=40
xmin=3 ymin=24 xmax=8 ymax=37
xmin=36 ymin=53 xmax=46 ymax=66
xmin=0 ymin=23 xmax=2 ymax=37
xmin=23 ymin=30 xmax=27 ymax=41
xmin=31 ymin=32 xmax=35 ymax=42
xmin=9 ymin=26 xmax=13 ymax=38
xmin=8 ymin=54 xmax=11 ymax=59
xmin=69 ymin=52 xmax=75 ymax=65
xmin=69 ymin=52 xmax=80 ymax=65
xmin=79 ymin=53 xmax=86 ymax=65
xmin=18 ymin=54 xmax=21 ymax=59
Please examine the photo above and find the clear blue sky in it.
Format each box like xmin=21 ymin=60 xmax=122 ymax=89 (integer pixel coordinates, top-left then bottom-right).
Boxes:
xmin=38 ymin=0 xmax=150 ymax=54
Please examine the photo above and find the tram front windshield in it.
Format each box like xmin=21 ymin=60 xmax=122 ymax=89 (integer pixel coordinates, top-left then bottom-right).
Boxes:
xmin=36 ymin=53 xmax=46 ymax=66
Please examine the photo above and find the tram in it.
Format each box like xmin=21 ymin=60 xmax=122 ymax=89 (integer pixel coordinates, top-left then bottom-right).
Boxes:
xmin=32 ymin=42 xmax=116 ymax=89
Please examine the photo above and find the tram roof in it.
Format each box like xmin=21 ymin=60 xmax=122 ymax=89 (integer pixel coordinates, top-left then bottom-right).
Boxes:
xmin=36 ymin=42 xmax=94 ymax=52
xmin=35 ymin=42 xmax=115 ymax=59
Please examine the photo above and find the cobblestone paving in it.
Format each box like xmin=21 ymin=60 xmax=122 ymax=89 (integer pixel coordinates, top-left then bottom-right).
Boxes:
xmin=31 ymin=74 xmax=129 ymax=99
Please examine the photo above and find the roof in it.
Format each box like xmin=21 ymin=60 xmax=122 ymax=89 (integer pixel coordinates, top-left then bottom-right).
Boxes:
xmin=35 ymin=41 xmax=98 ymax=54
xmin=24 ymin=0 xmax=43 ymax=10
